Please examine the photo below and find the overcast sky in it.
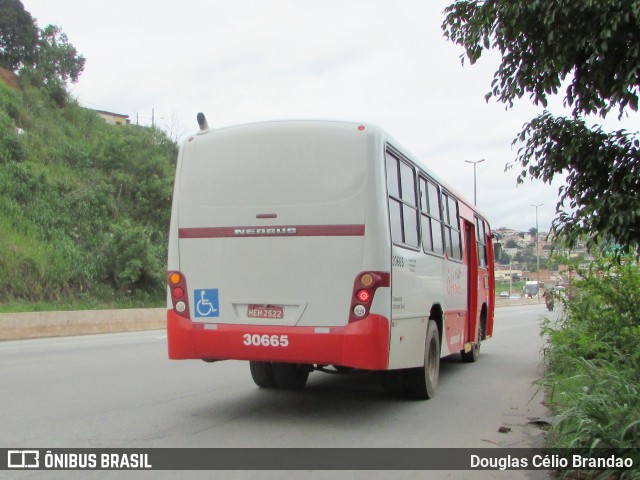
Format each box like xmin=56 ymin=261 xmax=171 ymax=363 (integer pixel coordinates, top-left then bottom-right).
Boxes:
xmin=20 ymin=0 xmax=640 ymax=232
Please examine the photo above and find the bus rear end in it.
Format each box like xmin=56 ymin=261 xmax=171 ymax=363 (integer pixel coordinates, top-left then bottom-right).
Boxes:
xmin=166 ymin=120 xmax=391 ymax=388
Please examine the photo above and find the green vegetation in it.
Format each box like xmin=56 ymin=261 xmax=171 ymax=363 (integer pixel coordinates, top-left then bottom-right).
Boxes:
xmin=1 ymin=0 xmax=86 ymax=107
xmin=542 ymin=256 xmax=640 ymax=478
xmin=0 ymin=0 xmax=173 ymax=311
xmin=442 ymin=0 xmax=640 ymax=255
xmin=0 ymin=81 xmax=177 ymax=311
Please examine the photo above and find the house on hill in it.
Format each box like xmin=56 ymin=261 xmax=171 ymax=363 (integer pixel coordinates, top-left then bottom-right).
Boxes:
xmin=93 ymin=109 xmax=130 ymax=126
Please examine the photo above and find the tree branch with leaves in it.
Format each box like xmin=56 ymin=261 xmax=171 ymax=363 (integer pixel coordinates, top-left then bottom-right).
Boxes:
xmin=442 ymin=0 xmax=640 ymax=254
xmin=0 ymin=0 xmax=85 ymax=105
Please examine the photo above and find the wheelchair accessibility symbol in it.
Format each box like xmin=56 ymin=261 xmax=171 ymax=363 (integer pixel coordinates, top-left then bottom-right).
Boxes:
xmin=195 ymin=289 xmax=219 ymax=318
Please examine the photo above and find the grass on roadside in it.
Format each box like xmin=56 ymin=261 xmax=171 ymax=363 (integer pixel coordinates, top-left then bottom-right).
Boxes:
xmin=541 ymin=255 xmax=640 ymax=479
xmin=0 ymin=293 xmax=164 ymax=313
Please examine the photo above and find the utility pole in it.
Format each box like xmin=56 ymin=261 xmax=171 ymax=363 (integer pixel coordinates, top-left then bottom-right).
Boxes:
xmin=465 ymin=159 xmax=485 ymax=205
xmin=530 ymin=203 xmax=543 ymax=301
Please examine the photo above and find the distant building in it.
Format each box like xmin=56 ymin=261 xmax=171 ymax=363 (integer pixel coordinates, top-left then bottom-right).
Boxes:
xmin=495 ymin=227 xmax=517 ymax=236
xmin=93 ymin=109 xmax=130 ymax=126
xmin=494 ymin=268 xmax=524 ymax=282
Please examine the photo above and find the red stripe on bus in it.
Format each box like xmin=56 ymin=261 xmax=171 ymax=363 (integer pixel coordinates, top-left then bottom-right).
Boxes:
xmin=179 ymin=224 xmax=365 ymax=239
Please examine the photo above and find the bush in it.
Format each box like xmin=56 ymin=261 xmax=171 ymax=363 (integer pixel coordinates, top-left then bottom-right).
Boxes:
xmin=543 ymin=254 xmax=640 ymax=478
xmin=101 ymin=219 xmax=165 ymax=294
xmin=551 ymin=256 xmax=640 ymax=365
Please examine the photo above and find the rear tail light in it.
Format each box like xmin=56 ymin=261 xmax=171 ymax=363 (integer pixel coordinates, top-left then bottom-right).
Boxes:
xmin=356 ymin=289 xmax=371 ymax=303
xmin=168 ymin=271 xmax=190 ymax=319
xmin=173 ymin=287 xmax=184 ymax=299
xmin=349 ymin=271 xmax=390 ymax=323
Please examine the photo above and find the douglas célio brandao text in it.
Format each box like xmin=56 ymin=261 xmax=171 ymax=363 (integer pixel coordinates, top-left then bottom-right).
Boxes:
xmin=470 ymin=453 xmax=633 ymax=471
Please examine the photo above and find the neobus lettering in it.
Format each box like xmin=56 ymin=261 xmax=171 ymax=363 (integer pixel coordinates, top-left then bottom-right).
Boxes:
xmin=234 ymin=228 xmax=297 ymax=236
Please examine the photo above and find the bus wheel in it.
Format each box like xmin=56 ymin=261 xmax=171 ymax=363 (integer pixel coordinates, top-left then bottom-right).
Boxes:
xmin=249 ymin=361 xmax=276 ymax=388
xmin=406 ymin=320 xmax=440 ymax=399
xmin=272 ymin=363 xmax=309 ymax=390
xmin=460 ymin=323 xmax=482 ymax=363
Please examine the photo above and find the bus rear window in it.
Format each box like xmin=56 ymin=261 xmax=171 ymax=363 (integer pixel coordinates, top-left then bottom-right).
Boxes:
xmin=179 ymin=126 xmax=367 ymax=207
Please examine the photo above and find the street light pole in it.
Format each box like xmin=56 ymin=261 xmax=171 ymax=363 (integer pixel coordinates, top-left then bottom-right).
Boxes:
xmin=530 ymin=203 xmax=543 ymax=301
xmin=465 ymin=159 xmax=485 ymax=206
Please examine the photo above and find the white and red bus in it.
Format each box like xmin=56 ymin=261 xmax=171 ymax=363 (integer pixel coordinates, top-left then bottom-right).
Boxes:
xmin=167 ymin=118 xmax=495 ymax=399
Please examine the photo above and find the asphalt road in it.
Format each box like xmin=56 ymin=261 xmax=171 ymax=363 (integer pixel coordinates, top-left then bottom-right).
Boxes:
xmin=1 ymin=304 xmax=557 ymax=479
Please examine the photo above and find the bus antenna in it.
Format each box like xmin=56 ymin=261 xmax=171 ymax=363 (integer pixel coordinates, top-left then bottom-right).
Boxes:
xmin=197 ymin=112 xmax=209 ymax=131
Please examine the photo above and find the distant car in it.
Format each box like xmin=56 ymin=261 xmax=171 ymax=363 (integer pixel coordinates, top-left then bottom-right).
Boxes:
xmin=499 ymin=291 xmax=509 ymax=298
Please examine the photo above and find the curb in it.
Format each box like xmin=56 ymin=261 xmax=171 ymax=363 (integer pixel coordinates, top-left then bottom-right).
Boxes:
xmin=0 ymin=308 xmax=166 ymax=341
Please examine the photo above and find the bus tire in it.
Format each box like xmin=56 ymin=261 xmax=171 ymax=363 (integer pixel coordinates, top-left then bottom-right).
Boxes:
xmin=460 ymin=322 xmax=482 ymax=363
xmin=249 ymin=361 xmax=276 ymax=388
xmin=406 ymin=320 xmax=440 ymax=399
xmin=272 ymin=363 xmax=309 ymax=390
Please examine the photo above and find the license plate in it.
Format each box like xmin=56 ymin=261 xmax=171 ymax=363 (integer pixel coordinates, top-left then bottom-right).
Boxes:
xmin=247 ymin=305 xmax=284 ymax=319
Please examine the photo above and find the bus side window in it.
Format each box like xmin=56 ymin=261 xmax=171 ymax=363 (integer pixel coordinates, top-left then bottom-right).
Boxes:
xmin=475 ymin=217 xmax=488 ymax=268
xmin=442 ymin=193 xmax=462 ymax=261
xmin=399 ymin=161 xmax=419 ymax=247
xmin=387 ymin=154 xmax=403 ymax=243
xmin=386 ymin=151 xmax=419 ymax=249
xmin=419 ymin=177 xmax=444 ymax=256
xmin=428 ymin=181 xmax=444 ymax=255
xmin=386 ymin=154 xmax=400 ymax=198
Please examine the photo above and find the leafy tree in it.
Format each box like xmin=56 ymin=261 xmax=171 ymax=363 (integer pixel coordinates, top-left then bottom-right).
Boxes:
xmin=0 ymin=0 xmax=38 ymax=71
xmin=442 ymin=0 xmax=640 ymax=254
xmin=505 ymin=239 xmax=518 ymax=248
xmin=33 ymin=25 xmax=85 ymax=85
xmin=20 ymin=25 xmax=86 ymax=105
xmin=0 ymin=1 xmax=85 ymax=105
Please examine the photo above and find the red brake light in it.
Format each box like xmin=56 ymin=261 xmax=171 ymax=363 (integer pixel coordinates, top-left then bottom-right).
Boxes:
xmin=173 ymin=287 xmax=184 ymax=299
xmin=357 ymin=289 xmax=371 ymax=302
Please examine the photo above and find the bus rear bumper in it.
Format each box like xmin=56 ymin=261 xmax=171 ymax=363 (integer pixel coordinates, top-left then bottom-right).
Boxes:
xmin=167 ymin=310 xmax=390 ymax=370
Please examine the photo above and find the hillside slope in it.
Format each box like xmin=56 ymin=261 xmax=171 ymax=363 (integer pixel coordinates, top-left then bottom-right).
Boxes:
xmin=0 ymin=81 xmax=177 ymax=308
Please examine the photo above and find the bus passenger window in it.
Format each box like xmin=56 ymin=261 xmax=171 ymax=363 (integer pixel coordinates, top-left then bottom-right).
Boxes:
xmin=386 ymin=151 xmax=419 ymax=249
xmin=420 ymin=177 xmax=445 ymax=256
xmin=389 ymin=198 xmax=403 ymax=244
xmin=442 ymin=193 xmax=462 ymax=261
xmin=399 ymin=161 xmax=416 ymax=205
xmin=476 ymin=217 xmax=488 ymax=268
xmin=386 ymin=155 xmax=400 ymax=198
xmin=403 ymin=204 xmax=419 ymax=247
